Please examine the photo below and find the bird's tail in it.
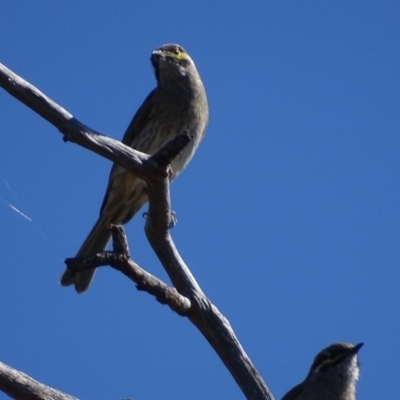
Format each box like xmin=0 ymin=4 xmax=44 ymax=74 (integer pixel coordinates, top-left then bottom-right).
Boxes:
xmin=60 ymin=216 xmax=112 ymax=293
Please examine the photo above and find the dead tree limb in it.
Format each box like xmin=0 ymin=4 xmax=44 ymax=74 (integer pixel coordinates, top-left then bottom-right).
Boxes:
xmin=0 ymin=61 xmax=275 ymax=400
xmin=0 ymin=361 xmax=78 ymax=400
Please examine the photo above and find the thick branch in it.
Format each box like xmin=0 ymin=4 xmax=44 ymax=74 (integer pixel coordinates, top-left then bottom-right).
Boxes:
xmin=0 ymin=62 xmax=150 ymax=177
xmin=0 ymin=361 xmax=78 ymax=400
xmin=144 ymin=173 xmax=274 ymax=400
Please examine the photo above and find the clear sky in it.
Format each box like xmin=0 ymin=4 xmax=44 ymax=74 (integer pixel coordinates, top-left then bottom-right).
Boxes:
xmin=1 ymin=2 xmax=399 ymax=399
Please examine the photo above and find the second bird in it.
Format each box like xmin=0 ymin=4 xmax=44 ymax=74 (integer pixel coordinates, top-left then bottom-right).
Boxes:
xmin=60 ymin=43 xmax=209 ymax=293
xmin=281 ymin=342 xmax=363 ymax=400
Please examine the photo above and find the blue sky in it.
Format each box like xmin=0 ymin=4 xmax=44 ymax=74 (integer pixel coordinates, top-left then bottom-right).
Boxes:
xmin=1 ymin=2 xmax=399 ymax=399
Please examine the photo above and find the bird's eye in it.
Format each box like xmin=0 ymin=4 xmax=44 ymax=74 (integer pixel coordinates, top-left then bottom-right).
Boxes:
xmin=173 ymin=47 xmax=180 ymax=55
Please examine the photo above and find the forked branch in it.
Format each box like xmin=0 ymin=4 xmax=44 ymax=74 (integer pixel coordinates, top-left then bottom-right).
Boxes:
xmin=0 ymin=62 xmax=274 ymax=400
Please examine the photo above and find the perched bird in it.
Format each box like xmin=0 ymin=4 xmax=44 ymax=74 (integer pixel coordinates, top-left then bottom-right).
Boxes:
xmin=60 ymin=43 xmax=209 ymax=293
xmin=281 ymin=342 xmax=363 ymax=400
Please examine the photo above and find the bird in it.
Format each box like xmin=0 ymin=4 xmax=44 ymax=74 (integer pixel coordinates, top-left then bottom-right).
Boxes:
xmin=281 ymin=342 xmax=363 ymax=400
xmin=60 ymin=43 xmax=209 ymax=293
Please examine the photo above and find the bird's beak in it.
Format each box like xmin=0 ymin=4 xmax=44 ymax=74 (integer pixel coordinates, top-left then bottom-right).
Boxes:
xmin=349 ymin=342 xmax=364 ymax=356
xmin=151 ymin=49 xmax=164 ymax=66
xmin=152 ymin=49 xmax=164 ymax=57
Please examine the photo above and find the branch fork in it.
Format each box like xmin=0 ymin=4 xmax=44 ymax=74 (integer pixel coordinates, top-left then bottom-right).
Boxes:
xmin=0 ymin=61 xmax=274 ymax=400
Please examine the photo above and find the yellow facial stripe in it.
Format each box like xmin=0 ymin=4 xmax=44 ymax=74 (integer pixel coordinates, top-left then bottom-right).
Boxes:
xmin=320 ymin=354 xmax=343 ymax=366
xmin=167 ymin=51 xmax=190 ymax=61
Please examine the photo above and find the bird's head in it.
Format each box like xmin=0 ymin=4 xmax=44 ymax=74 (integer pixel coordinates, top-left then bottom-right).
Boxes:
xmin=151 ymin=44 xmax=198 ymax=84
xmin=282 ymin=342 xmax=363 ymax=400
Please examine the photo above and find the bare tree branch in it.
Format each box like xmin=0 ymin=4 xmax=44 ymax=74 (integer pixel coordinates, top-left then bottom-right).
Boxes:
xmin=0 ymin=62 xmax=149 ymax=177
xmin=143 ymin=155 xmax=274 ymax=400
xmin=0 ymin=61 xmax=275 ymax=400
xmin=65 ymin=226 xmax=192 ymax=315
xmin=0 ymin=361 xmax=78 ymax=400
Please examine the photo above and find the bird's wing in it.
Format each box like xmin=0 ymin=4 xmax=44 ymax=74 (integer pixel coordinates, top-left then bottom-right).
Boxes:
xmin=98 ymin=88 xmax=158 ymax=217
xmin=120 ymin=88 xmax=158 ymax=146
